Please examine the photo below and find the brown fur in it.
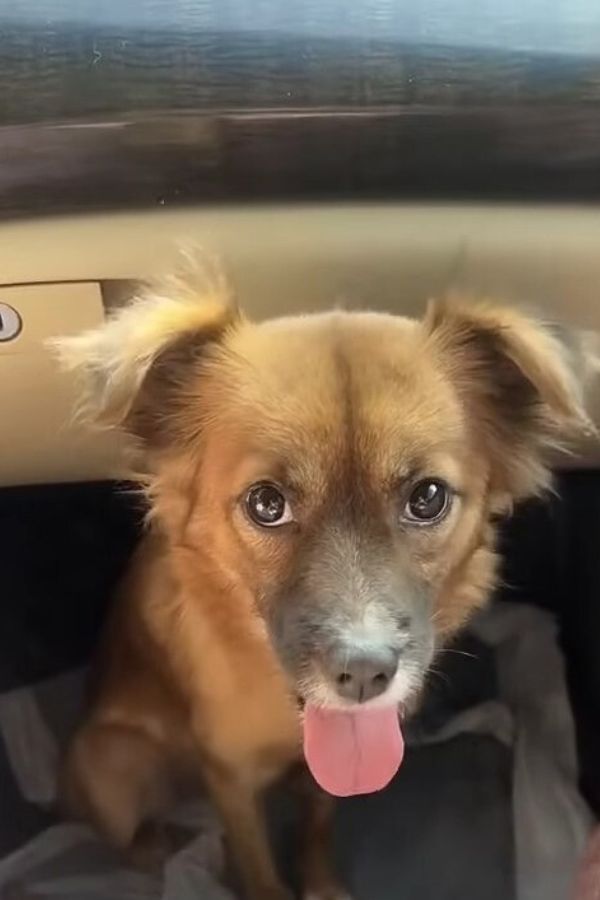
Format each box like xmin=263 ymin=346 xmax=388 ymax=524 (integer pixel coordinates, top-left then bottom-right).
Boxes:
xmin=56 ymin=273 xmax=594 ymax=900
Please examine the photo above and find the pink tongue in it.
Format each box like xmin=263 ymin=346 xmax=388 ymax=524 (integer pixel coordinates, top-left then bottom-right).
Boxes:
xmin=303 ymin=705 xmax=404 ymax=797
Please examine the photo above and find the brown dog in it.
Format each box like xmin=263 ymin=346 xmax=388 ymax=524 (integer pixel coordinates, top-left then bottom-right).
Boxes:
xmin=56 ymin=270 xmax=594 ymax=900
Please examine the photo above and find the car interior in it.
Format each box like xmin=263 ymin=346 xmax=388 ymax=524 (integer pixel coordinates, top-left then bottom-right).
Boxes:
xmin=1 ymin=3 xmax=600 ymax=899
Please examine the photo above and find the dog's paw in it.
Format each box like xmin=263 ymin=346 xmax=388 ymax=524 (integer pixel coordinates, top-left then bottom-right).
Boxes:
xmin=126 ymin=823 xmax=172 ymax=874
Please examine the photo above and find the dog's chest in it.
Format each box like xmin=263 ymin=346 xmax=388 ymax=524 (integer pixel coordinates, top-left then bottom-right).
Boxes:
xmin=198 ymin=643 xmax=302 ymax=786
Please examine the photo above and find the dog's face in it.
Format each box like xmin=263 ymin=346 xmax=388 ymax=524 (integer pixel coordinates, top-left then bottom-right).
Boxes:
xmin=57 ymin=277 xmax=592 ymax=715
xmin=178 ymin=313 xmax=495 ymax=712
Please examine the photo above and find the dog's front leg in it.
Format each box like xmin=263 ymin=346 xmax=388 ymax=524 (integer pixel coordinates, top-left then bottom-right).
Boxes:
xmin=203 ymin=764 xmax=291 ymax=900
xmin=297 ymin=771 xmax=352 ymax=900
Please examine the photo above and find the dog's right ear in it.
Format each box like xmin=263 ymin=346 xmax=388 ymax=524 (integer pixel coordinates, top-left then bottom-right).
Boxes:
xmin=52 ymin=265 xmax=240 ymax=447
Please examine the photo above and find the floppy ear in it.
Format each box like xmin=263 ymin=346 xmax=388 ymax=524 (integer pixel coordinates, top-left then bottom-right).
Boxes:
xmin=53 ymin=261 xmax=240 ymax=447
xmin=425 ymin=298 xmax=597 ymax=500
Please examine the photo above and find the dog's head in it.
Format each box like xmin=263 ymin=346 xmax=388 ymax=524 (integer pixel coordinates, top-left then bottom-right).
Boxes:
xmin=56 ymin=270 xmax=594 ymax=724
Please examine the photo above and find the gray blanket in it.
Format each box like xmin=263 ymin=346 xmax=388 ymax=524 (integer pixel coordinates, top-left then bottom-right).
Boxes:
xmin=0 ymin=603 xmax=590 ymax=900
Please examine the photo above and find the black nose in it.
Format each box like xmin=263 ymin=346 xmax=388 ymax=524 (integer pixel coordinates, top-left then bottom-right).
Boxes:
xmin=326 ymin=648 xmax=400 ymax=704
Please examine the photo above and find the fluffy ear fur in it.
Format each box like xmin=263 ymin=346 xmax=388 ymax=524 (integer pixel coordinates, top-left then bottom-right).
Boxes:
xmin=52 ymin=258 xmax=239 ymax=443
xmin=425 ymin=298 xmax=597 ymax=500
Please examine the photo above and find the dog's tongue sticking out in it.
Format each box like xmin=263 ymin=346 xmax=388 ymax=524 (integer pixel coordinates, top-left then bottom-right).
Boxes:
xmin=303 ymin=705 xmax=404 ymax=797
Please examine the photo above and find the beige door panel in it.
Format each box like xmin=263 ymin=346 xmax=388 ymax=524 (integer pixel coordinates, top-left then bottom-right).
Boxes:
xmin=0 ymin=282 xmax=124 ymax=485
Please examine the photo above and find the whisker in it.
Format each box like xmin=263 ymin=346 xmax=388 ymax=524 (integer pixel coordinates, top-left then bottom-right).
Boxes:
xmin=427 ymin=667 xmax=451 ymax=689
xmin=436 ymin=648 xmax=478 ymax=661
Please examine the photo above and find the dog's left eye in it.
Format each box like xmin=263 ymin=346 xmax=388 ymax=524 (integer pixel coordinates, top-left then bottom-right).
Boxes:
xmin=245 ymin=483 xmax=294 ymax=527
xmin=403 ymin=479 xmax=451 ymax=524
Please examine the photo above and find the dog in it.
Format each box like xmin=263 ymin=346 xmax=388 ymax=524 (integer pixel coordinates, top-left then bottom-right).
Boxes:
xmin=55 ymin=266 xmax=595 ymax=900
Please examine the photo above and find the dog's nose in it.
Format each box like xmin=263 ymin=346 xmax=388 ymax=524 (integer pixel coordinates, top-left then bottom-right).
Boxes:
xmin=326 ymin=647 xmax=400 ymax=704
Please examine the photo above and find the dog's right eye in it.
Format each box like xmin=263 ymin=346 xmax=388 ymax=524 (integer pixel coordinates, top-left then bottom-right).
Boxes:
xmin=245 ymin=483 xmax=293 ymax=528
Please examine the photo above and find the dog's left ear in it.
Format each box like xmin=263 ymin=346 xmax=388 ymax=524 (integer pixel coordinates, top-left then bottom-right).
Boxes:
xmin=425 ymin=298 xmax=598 ymax=500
